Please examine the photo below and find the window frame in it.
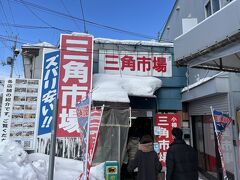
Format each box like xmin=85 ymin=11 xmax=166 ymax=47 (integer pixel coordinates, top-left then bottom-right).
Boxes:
xmin=204 ymin=0 xmax=221 ymax=18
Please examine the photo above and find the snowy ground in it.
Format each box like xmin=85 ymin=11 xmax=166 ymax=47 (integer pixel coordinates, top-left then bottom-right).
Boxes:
xmin=0 ymin=140 xmax=104 ymax=180
xmin=0 ymin=140 xmax=208 ymax=180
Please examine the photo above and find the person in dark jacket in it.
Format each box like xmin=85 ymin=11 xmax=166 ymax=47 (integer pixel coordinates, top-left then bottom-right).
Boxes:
xmin=166 ymin=128 xmax=198 ymax=180
xmin=127 ymin=135 xmax=162 ymax=180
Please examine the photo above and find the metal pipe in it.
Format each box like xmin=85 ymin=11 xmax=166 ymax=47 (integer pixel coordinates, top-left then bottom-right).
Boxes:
xmin=48 ymin=98 xmax=58 ymax=180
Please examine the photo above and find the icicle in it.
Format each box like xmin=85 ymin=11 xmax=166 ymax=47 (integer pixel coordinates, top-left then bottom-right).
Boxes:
xmin=56 ymin=139 xmax=58 ymax=156
xmin=78 ymin=137 xmax=80 ymax=158
xmin=73 ymin=141 xmax=76 ymax=159
xmin=70 ymin=138 xmax=73 ymax=158
xmin=42 ymin=138 xmax=45 ymax=153
xmin=37 ymin=138 xmax=41 ymax=153
xmin=43 ymin=138 xmax=46 ymax=154
xmin=63 ymin=138 xmax=65 ymax=158
xmin=47 ymin=139 xmax=50 ymax=154
xmin=67 ymin=138 xmax=70 ymax=158
xmin=72 ymin=138 xmax=74 ymax=158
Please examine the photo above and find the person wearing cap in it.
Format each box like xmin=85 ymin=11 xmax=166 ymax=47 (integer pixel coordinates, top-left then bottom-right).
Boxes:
xmin=166 ymin=128 xmax=198 ymax=180
xmin=127 ymin=135 xmax=162 ymax=180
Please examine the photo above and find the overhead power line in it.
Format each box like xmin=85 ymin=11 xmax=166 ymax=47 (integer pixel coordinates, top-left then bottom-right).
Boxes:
xmin=12 ymin=0 xmax=165 ymax=41
xmin=79 ymin=0 xmax=87 ymax=33
xmin=0 ymin=0 xmax=12 ymax=38
xmin=0 ymin=23 xmax=72 ymax=33
xmin=7 ymin=0 xmax=19 ymax=35
xmin=0 ymin=34 xmax=173 ymax=56
xmin=0 ymin=34 xmax=38 ymax=44
xmin=60 ymin=0 xmax=81 ymax=31
xmin=20 ymin=1 xmax=72 ymax=34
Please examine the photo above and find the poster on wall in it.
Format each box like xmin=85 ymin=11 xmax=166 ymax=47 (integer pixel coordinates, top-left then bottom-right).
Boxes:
xmin=11 ymin=79 xmax=40 ymax=150
xmin=155 ymin=113 xmax=180 ymax=166
xmin=38 ymin=49 xmax=60 ymax=136
xmin=99 ymin=50 xmax=172 ymax=77
xmin=0 ymin=78 xmax=40 ymax=150
xmin=57 ymin=33 xmax=93 ymax=137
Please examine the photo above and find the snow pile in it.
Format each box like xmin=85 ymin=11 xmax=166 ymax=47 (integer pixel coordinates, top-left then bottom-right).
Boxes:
xmin=0 ymin=140 xmax=47 ymax=180
xmin=22 ymin=42 xmax=56 ymax=48
xmin=0 ymin=140 xmax=105 ymax=180
xmin=181 ymin=76 xmax=212 ymax=92
xmin=181 ymin=72 xmax=224 ymax=92
xmin=29 ymin=153 xmax=104 ymax=180
xmin=94 ymin=38 xmax=173 ymax=47
xmin=92 ymin=73 xmax=162 ymax=102
xmin=71 ymin=32 xmax=93 ymax=37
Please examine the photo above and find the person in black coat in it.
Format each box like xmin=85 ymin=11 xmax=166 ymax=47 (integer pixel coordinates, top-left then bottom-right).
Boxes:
xmin=166 ymin=128 xmax=198 ymax=180
xmin=127 ymin=135 xmax=162 ymax=180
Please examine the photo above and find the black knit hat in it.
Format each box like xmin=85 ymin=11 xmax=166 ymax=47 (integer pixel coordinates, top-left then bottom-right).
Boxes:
xmin=172 ymin=128 xmax=183 ymax=140
xmin=140 ymin=135 xmax=153 ymax=144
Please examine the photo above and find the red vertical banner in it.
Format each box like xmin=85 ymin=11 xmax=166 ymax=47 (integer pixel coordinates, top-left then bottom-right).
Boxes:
xmin=57 ymin=34 xmax=93 ymax=137
xmin=155 ymin=113 xmax=180 ymax=166
xmin=86 ymin=108 xmax=103 ymax=179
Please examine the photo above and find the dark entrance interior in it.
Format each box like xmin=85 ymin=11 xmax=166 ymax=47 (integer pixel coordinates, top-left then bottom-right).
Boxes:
xmin=121 ymin=117 xmax=153 ymax=180
xmin=129 ymin=117 xmax=153 ymax=139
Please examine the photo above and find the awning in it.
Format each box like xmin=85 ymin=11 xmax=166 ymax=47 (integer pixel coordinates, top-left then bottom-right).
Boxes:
xmin=187 ymin=41 xmax=240 ymax=72
xmin=181 ymin=74 xmax=229 ymax=102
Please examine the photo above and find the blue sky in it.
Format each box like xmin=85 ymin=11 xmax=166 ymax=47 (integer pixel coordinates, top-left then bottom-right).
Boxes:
xmin=0 ymin=0 xmax=175 ymax=78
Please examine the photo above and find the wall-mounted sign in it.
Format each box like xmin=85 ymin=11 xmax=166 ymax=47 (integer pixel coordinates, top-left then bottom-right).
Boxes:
xmin=99 ymin=50 xmax=172 ymax=77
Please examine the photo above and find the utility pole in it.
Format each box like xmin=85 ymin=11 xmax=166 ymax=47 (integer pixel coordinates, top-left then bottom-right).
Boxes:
xmin=7 ymin=36 xmax=19 ymax=78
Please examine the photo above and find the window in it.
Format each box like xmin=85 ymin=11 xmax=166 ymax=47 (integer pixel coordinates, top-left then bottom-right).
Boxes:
xmin=205 ymin=1 xmax=212 ymax=17
xmin=212 ymin=0 xmax=220 ymax=13
xmin=205 ymin=0 xmax=220 ymax=18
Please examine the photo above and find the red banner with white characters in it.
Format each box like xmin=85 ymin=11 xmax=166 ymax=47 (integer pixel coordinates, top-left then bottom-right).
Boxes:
xmin=57 ymin=34 xmax=93 ymax=137
xmin=79 ymin=107 xmax=104 ymax=180
xmin=155 ymin=113 xmax=180 ymax=166
xmin=86 ymin=108 xmax=103 ymax=179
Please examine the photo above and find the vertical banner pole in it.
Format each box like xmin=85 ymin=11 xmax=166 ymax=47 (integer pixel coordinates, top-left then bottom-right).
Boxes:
xmin=84 ymin=91 xmax=92 ymax=180
xmin=129 ymin=107 xmax=132 ymax=127
xmin=48 ymin=98 xmax=58 ymax=180
xmin=118 ymin=125 xmax=121 ymax=180
xmin=210 ymin=106 xmax=228 ymax=180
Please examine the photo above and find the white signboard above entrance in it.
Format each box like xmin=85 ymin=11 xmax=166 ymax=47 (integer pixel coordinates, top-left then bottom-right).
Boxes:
xmin=99 ymin=50 xmax=172 ymax=77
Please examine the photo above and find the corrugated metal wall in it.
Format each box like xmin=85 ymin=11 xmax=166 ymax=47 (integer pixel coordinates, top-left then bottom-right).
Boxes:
xmin=189 ymin=93 xmax=229 ymax=115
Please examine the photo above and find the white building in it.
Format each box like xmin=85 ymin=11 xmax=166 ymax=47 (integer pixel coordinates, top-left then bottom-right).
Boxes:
xmin=160 ymin=0 xmax=240 ymax=179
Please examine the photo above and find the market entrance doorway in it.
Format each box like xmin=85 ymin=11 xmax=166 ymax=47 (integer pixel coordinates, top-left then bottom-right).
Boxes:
xmin=121 ymin=117 xmax=153 ymax=180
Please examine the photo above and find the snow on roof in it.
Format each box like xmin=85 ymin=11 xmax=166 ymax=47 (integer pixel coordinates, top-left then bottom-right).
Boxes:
xmin=0 ymin=140 xmax=104 ymax=180
xmin=92 ymin=73 xmax=162 ymax=103
xmin=181 ymin=72 xmax=224 ymax=92
xmin=94 ymin=38 xmax=173 ymax=47
xmin=22 ymin=42 xmax=56 ymax=48
xmin=71 ymin=32 xmax=93 ymax=37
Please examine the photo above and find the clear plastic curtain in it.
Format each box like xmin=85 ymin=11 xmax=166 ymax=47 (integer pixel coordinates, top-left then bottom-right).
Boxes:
xmin=93 ymin=108 xmax=130 ymax=166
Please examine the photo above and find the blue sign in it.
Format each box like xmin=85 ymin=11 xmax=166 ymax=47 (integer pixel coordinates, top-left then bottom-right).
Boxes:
xmin=38 ymin=50 xmax=60 ymax=135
